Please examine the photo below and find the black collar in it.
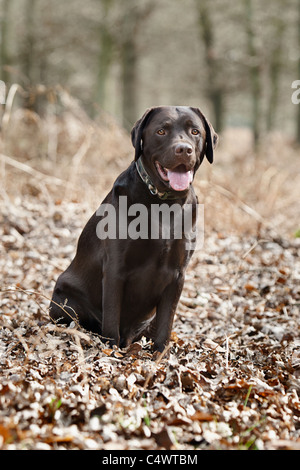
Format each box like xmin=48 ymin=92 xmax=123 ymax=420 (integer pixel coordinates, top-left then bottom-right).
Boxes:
xmin=135 ymin=157 xmax=186 ymax=200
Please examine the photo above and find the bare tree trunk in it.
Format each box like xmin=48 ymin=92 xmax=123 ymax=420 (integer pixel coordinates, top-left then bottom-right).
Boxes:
xmin=195 ymin=0 xmax=224 ymax=132
xmin=22 ymin=0 xmax=37 ymax=85
xmin=119 ymin=3 xmax=141 ymax=131
xmin=0 ymin=0 xmax=13 ymax=85
xmin=119 ymin=1 xmax=154 ymax=131
xmin=245 ymin=0 xmax=261 ymax=148
xmin=120 ymin=31 xmax=138 ymax=131
xmin=94 ymin=0 xmax=115 ymax=114
xmin=266 ymin=10 xmax=285 ymax=132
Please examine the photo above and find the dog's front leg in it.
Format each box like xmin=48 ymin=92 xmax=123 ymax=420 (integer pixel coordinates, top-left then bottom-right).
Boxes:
xmin=154 ymin=273 xmax=185 ymax=352
xmin=101 ymin=272 xmax=123 ymax=347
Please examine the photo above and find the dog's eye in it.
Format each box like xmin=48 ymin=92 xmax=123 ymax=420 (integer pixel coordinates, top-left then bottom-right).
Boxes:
xmin=191 ymin=129 xmax=200 ymax=135
xmin=157 ymin=129 xmax=166 ymax=135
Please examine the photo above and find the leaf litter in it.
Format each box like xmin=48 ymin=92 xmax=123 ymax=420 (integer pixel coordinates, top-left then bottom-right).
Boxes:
xmin=1 ymin=194 xmax=299 ymax=450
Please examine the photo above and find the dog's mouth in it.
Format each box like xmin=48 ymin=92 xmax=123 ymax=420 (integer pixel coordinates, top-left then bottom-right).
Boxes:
xmin=155 ymin=162 xmax=194 ymax=192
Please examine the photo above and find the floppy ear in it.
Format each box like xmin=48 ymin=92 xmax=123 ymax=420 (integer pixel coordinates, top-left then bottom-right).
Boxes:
xmin=204 ymin=118 xmax=218 ymax=164
xmin=191 ymin=107 xmax=218 ymax=164
xmin=131 ymin=107 xmax=156 ymax=161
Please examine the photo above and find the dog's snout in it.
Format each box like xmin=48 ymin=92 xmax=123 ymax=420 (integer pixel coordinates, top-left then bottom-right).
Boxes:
xmin=175 ymin=142 xmax=193 ymax=156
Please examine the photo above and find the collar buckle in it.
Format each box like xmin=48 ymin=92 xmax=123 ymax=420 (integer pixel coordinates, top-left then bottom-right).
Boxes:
xmin=135 ymin=157 xmax=179 ymax=200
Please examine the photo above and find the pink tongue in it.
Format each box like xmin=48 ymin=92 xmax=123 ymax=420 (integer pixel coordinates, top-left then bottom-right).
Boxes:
xmin=167 ymin=168 xmax=193 ymax=191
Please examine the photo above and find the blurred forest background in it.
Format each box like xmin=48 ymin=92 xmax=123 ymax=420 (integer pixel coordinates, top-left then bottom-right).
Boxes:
xmin=1 ymin=0 xmax=300 ymax=139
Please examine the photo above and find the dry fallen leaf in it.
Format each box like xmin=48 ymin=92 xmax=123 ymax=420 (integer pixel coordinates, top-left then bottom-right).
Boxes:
xmin=102 ymin=348 xmax=114 ymax=356
xmin=190 ymin=411 xmax=215 ymax=422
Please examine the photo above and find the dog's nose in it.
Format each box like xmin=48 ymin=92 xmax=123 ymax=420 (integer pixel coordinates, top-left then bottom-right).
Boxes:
xmin=175 ymin=142 xmax=193 ymax=156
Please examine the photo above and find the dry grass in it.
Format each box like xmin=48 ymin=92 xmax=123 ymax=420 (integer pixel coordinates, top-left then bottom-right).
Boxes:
xmin=1 ymin=94 xmax=299 ymax=240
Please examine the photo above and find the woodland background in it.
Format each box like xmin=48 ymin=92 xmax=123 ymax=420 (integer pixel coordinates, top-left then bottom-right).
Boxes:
xmin=0 ymin=0 xmax=300 ymax=140
xmin=0 ymin=0 xmax=300 ymax=451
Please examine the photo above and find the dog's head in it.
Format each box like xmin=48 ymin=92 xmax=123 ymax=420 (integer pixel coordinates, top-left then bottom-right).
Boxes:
xmin=131 ymin=106 xmax=218 ymax=193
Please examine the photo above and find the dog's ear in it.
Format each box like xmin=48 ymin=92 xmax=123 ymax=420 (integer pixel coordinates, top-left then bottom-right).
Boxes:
xmin=191 ymin=107 xmax=218 ymax=164
xmin=204 ymin=118 xmax=218 ymax=164
xmin=131 ymin=108 xmax=156 ymax=161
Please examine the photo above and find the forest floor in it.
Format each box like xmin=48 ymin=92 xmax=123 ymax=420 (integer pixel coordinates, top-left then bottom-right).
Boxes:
xmin=0 ymin=104 xmax=300 ymax=450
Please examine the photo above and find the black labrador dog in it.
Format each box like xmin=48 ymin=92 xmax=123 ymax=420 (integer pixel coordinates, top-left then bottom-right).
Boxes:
xmin=50 ymin=106 xmax=218 ymax=352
